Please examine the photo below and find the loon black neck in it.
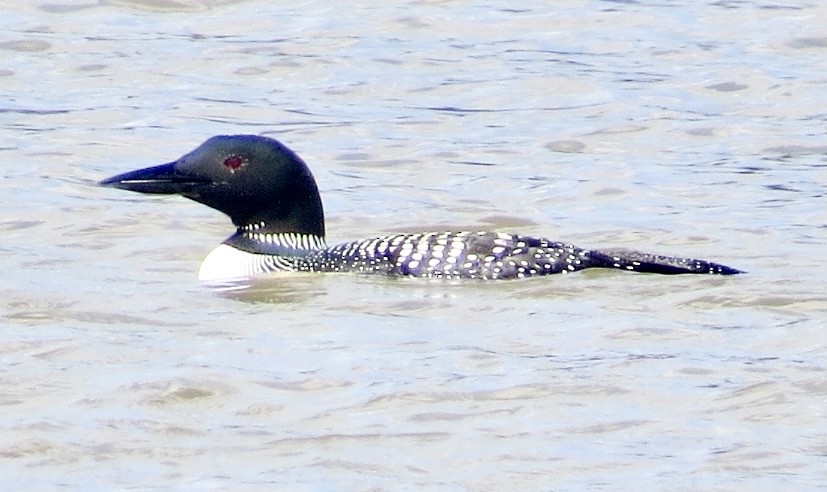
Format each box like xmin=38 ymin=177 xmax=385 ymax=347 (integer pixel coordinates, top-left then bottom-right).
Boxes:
xmin=224 ymin=171 xmax=326 ymax=239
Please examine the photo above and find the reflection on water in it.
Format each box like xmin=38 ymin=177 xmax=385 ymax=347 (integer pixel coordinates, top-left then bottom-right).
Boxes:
xmin=2 ymin=0 xmax=826 ymax=489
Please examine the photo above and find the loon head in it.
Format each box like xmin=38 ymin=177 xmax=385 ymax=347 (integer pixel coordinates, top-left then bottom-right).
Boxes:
xmin=100 ymin=135 xmax=325 ymax=237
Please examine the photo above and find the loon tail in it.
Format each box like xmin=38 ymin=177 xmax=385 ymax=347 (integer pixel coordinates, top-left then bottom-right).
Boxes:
xmin=589 ymin=248 xmax=743 ymax=275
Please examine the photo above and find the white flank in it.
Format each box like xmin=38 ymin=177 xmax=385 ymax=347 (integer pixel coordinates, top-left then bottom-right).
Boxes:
xmin=198 ymin=244 xmax=261 ymax=282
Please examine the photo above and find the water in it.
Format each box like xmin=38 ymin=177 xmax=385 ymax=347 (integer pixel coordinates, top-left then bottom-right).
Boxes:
xmin=2 ymin=0 xmax=826 ymax=490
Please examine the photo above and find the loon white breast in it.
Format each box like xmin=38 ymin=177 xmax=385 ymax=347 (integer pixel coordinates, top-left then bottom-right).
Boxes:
xmin=100 ymin=134 xmax=742 ymax=281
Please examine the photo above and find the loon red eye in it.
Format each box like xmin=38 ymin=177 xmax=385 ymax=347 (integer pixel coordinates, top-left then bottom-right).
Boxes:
xmin=223 ymin=155 xmax=246 ymax=171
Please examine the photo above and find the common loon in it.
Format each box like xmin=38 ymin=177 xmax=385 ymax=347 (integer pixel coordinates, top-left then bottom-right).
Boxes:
xmin=100 ymin=135 xmax=742 ymax=281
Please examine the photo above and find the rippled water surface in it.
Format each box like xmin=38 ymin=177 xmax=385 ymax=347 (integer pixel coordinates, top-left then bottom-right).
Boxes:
xmin=2 ymin=0 xmax=826 ymax=489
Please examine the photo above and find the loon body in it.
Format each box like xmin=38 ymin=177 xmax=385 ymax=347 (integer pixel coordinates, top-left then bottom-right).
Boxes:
xmin=100 ymin=135 xmax=741 ymax=281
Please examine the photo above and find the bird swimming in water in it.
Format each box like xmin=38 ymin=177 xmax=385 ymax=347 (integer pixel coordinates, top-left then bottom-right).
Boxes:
xmin=100 ymin=135 xmax=742 ymax=281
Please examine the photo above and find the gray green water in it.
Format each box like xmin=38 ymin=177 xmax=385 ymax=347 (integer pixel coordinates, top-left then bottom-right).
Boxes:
xmin=2 ymin=1 xmax=826 ymax=489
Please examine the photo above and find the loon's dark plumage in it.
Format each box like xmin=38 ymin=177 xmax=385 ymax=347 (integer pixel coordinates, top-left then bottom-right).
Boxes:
xmin=100 ymin=135 xmax=742 ymax=281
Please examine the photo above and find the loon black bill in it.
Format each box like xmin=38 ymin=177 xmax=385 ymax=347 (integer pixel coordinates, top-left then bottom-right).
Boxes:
xmin=100 ymin=162 xmax=210 ymax=195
